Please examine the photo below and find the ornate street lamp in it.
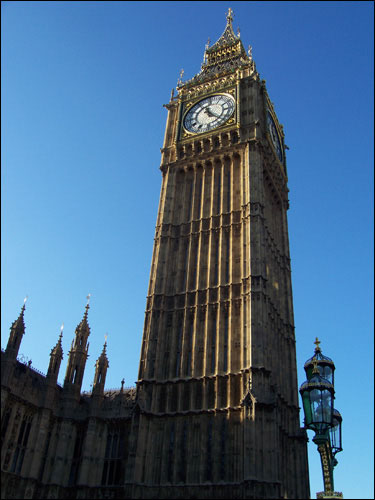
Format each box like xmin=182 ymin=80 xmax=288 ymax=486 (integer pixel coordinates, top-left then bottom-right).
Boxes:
xmin=300 ymin=358 xmax=334 ymax=440
xmin=329 ymin=409 xmax=343 ymax=457
xmin=304 ymin=338 xmax=335 ymax=385
xmin=299 ymin=338 xmax=343 ymax=499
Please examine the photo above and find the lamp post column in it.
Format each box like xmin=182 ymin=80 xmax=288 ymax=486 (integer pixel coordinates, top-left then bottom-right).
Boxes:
xmin=299 ymin=338 xmax=343 ymax=500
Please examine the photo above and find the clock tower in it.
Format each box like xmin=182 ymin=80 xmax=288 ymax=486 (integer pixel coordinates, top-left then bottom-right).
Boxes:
xmin=132 ymin=10 xmax=310 ymax=499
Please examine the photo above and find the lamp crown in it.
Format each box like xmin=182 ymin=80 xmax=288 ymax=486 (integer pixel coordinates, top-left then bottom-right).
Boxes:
xmin=314 ymin=337 xmax=321 ymax=352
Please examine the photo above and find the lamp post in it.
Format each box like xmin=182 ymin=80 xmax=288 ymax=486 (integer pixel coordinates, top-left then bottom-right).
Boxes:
xmin=300 ymin=339 xmax=343 ymax=499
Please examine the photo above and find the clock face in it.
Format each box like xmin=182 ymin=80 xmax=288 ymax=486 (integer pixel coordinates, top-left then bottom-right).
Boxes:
xmin=183 ymin=94 xmax=235 ymax=134
xmin=267 ymin=111 xmax=283 ymax=162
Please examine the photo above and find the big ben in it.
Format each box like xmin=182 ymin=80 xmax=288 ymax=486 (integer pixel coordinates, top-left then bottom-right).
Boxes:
xmin=132 ymin=9 xmax=310 ymax=500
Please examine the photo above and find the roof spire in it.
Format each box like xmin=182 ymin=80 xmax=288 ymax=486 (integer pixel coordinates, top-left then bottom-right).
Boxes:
xmin=92 ymin=333 xmax=109 ymax=395
xmin=202 ymin=7 xmax=242 ymax=61
xmin=12 ymin=296 xmax=27 ymax=330
xmin=6 ymin=297 xmax=28 ymax=357
xmin=227 ymin=7 xmax=234 ymax=24
xmin=73 ymin=295 xmax=91 ymax=342
xmin=100 ymin=334 xmax=108 ymax=359
xmin=84 ymin=293 xmax=91 ymax=320
xmin=95 ymin=334 xmax=108 ymax=365
xmin=50 ymin=324 xmax=64 ymax=357
xmin=178 ymin=9 xmax=255 ymax=90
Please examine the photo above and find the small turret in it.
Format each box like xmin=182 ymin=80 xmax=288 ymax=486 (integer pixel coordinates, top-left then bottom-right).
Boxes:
xmin=92 ymin=336 xmax=109 ymax=397
xmin=5 ymin=297 xmax=27 ymax=359
xmin=63 ymin=296 xmax=91 ymax=398
xmin=47 ymin=324 xmax=64 ymax=383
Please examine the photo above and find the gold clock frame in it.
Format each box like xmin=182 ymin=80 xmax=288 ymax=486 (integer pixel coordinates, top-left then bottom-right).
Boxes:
xmin=179 ymin=87 xmax=237 ymax=141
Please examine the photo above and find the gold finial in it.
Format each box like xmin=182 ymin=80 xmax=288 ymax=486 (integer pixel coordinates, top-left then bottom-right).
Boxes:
xmin=227 ymin=7 xmax=233 ymax=22
xmin=312 ymin=357 xmax=320 ymax=374
xmin=237 ymin=26 xmax=240 ymax=37
xmin=248 ymin=45 xmax=253 ymax=60
xmin=61 ymin=323 xmax=64 ymax=332
xmin=86 ymin=293 xmax=91 ymax=305
xmin=24 ymin=296 xmax=28 ymax=304
xmin=104 ymin=333 xmax=108 ymax=343
xmin=314 ymin=337 xmax=321 ymax=352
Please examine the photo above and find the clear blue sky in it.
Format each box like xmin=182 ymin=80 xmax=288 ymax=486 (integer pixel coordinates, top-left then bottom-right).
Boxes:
xmin=1 ymin=2 xmax=373 ymax=498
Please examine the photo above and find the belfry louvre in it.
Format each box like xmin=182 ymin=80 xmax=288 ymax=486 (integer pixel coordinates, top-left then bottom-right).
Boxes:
xmin=1 ymin=10 xmax=310 ymax=500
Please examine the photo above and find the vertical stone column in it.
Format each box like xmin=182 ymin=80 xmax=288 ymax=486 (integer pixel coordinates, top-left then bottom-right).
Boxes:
xmin=161 ymin=167 xmax=177 ymax=226
xmin=193 ymin=165 xmax=203 ymax=221
xmin=49 ymin=420 xmax=75 ymax=486
xmin=154 ymin=307 xmax=169 ymax=382
xmin=77 ymin=417 xmax=95 ymax=485
xmin=133 ymin=414 xmax=150 ymax=484
xmin=156 ymin=170 xmax=168 ymax=229
xmin=22 ymin=408 xmax=51 ymax=480
xmin=193 ymin=305 xmax=205 ymax=378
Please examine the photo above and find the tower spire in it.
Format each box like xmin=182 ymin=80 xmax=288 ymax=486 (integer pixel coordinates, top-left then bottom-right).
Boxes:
xmin=5 ymin=297 xmax=27 ymax=358
xmin=207 ymin=7 xmax=240 ymax=52
xmin=92 ymin=334 xmax=109 ymax=397
xmin=47 ymin=324 xmax=64 ymax=382
xmin=181 ymin=8 xmax=251 ymax=88
xmin=63 ymin=297 xmax=91 ymax=397
xmin=227 ymin=7 xmax=233 ymax=24
xmin=81 ymin=293 xmax=90 ymax=324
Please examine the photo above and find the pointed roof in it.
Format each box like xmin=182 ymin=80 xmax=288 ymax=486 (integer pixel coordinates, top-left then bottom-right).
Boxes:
xmin=11 ymin=300 xmax=26 ymax=334
xmin=206 ymin=8 xmax=239 ymax=53
xmin=97 ymin=339 xmax=109 ymax=365
xmin=50 ymin=327 xmax=63 ymax=358
xmin=179 ymin=8 xmax=251 ymax=88
xmin=75 ymin=301 xmax=91 ymax=336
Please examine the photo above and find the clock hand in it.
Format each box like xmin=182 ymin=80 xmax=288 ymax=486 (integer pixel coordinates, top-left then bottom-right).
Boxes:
xmin=204 ymin=106 xmax=221 ymax=118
